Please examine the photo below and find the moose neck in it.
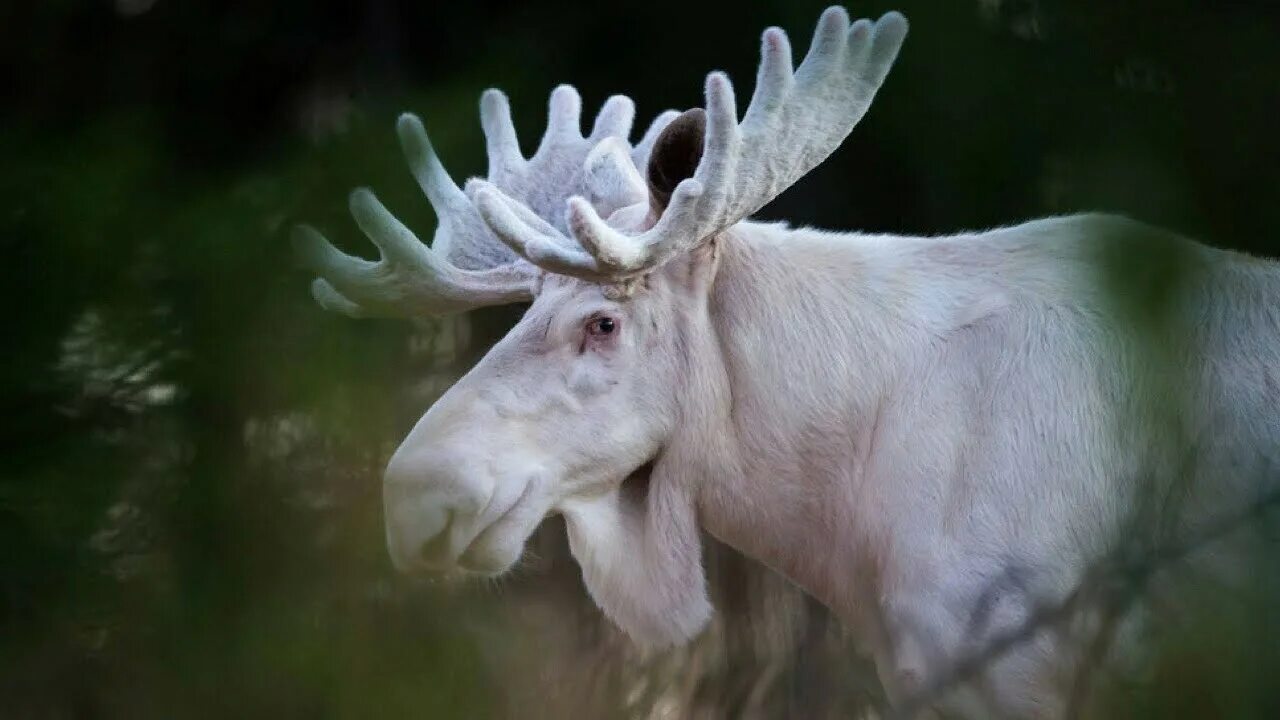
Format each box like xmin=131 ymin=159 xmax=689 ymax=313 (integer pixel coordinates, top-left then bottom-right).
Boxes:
xmin=688 ymin=220 xmax=946 ymax=628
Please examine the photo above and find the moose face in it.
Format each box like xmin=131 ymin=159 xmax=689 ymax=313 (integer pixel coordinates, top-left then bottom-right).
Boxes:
xmin=296 ymin=6 xmax=906 ymax=594
xmin=382 ymin=270 xmax=701 ymax=575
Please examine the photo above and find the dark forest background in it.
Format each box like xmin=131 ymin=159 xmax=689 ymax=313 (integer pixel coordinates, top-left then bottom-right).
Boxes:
xmin=3 ymin=1 xmax=1279 ymax=717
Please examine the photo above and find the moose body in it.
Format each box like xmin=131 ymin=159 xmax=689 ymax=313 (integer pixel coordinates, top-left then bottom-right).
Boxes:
xmin=639 ymin=216 xmax=1280 ymax=717
xmin=298 ymin=7 xmax=1280 ymax=718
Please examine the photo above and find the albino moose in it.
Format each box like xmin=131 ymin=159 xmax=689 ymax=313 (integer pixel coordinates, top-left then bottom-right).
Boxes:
xmin=297 ymin=6 xmax=1280 ymax=718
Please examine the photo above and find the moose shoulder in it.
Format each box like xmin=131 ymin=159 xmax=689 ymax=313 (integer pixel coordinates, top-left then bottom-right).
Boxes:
xmin=296 ymin=6 xmax=1280 ymax=718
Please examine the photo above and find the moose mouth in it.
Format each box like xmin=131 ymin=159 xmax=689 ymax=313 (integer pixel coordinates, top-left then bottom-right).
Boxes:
xmin=454 ymin=458 xmax=658 ymax=574
xmin=453 ymin=476 xmax=540 ymax=573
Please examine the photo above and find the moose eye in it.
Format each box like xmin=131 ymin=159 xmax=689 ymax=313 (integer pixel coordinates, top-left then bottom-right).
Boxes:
xmin=586 ymin=316 xmax=617 ymax=336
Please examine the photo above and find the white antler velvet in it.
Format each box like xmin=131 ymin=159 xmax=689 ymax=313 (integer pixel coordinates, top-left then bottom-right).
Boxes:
xmin=298 ymin=5 xmax=907 ymax=308
xmin=476 ymin=7 xmax=908 ymax=281
xmin=296 ymin=86 xmax=679 ymax=317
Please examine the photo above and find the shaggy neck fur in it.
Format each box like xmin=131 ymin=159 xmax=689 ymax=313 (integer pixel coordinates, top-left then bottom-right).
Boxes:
xmin=691 ymin=221 xmax=941 ymax=628
xmin=565 ymin=219 xmax=1008 ymax=649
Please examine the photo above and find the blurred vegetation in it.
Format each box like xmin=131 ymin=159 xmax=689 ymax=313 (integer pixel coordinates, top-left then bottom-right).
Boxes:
xmin=2 ymin=0 xmax=1278 ymax=718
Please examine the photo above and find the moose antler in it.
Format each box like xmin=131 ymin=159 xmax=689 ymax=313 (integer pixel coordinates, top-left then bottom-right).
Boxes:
xmin=474 ymin=7 xmax=908 ymax=281
xmin=296 ymin=86 xmax=679 ymax=317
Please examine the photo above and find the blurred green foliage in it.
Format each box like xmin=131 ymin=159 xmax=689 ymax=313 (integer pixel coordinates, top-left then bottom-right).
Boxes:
xmin=2 ymin=1 xmax=1279 ymax=718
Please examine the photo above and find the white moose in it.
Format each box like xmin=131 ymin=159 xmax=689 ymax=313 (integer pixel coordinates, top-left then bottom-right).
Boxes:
xmin=297 ymin=6 xmax=1280 ymax=717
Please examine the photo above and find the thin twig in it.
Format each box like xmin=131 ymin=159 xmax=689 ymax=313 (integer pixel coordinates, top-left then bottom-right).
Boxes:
xmin=890 ymin=487 xmax=1280 ymax=719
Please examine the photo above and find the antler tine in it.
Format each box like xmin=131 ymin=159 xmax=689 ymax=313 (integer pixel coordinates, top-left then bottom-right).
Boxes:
xmin=294 ymin=114 xmax=536 ymax=318
xmin=474 ymin=183 xmax=596 ymax=276
xmin=590 ymin=95 xmax=636 ymax=143
xmin=745 ymin=23 xmax=794 ymax=127
xmin=538 ymin=6 xmax=907 ymax=280
xmin=536 ymin=85 xmax=584 ymax=156
xmin=480 ymin=89 xmax=525 ymax=178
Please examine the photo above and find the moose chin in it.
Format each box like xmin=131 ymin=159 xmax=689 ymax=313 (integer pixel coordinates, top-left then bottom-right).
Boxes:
xmin=298 ymin=6 xmax=1280 ymax=718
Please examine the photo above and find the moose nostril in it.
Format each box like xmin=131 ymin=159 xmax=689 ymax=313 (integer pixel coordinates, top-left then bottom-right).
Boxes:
xmin=419 ymin=509 xmax=456 ymax=565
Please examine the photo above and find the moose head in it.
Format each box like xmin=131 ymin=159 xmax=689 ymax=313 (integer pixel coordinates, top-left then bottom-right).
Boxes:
xmin=297 ymin=6 xmax=907 ymax=647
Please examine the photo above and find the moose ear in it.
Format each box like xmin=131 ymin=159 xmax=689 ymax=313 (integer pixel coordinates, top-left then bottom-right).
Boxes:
xmin=646 ymin=108 xmax=706 ymax=215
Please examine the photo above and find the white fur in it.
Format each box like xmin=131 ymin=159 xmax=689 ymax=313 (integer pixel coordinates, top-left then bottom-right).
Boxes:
xmin=302 ymin=7 xmax=1280 ymax=717
xmin=381 ymin=214 xmax=1280 ymax=717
